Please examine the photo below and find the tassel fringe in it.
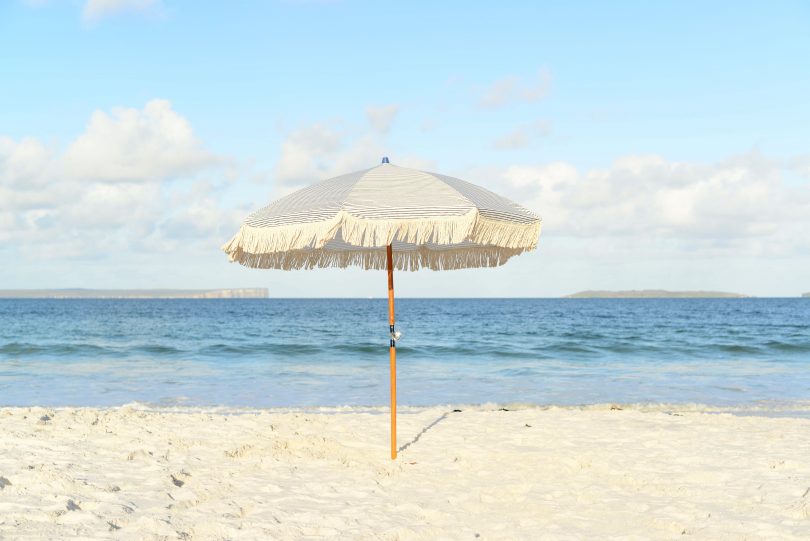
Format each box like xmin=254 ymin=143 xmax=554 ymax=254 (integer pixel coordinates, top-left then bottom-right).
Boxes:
xmin=222 ymin=210 xmax=542 ymax=271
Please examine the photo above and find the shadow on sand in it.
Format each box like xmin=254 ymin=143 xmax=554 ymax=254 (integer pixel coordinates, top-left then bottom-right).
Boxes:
xmin=398 ymin=410 xmax=458 ymax=454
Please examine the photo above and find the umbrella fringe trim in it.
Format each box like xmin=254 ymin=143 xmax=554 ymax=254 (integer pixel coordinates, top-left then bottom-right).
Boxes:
xmin=225 ymin=244 xmax=533 ymax=271
xmin=470 ymin=216 xmax=541 ymax=251
xmin=222 ymin=211 xmax=541 ymax=260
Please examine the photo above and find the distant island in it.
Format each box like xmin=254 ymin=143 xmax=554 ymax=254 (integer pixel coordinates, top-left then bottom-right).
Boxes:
xmin=566 ymin=290 xmax=749 ymax=299
xmin=804 ymin=293 xmax=810 ymax=298
xmin=0 ymin=289 xmax=269 ymax=299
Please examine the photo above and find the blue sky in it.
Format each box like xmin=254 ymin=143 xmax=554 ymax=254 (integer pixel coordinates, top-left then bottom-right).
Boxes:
xmin=1 ymin=0 xmax=809 ymax=296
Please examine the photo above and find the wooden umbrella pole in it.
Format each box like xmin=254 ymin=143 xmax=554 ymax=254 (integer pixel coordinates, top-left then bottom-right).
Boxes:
xmin=386 ymin=244 xmax=397 ymax=460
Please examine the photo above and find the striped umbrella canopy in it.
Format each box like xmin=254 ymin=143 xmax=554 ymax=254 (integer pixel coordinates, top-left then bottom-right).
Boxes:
xmin=223 ymin=158 xmax=542 ymax=458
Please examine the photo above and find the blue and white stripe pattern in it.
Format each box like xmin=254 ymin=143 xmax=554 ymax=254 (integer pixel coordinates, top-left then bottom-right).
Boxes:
xmin=223 ymin=161 xmax=541 ymax=271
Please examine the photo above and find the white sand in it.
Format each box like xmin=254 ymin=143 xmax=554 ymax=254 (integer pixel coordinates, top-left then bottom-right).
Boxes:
xmin=1 ymin=404 xmax=809 ymax=540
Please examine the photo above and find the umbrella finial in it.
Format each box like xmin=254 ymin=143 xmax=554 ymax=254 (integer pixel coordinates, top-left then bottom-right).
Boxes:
xmin=381 ymin=156 xmax=390 ymax=164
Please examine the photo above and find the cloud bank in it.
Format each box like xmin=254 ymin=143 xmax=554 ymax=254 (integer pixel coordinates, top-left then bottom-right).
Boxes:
xmin=4 ymin=101 xmax=808 ymax=290
xmin=491 ymin=152 xmax=810 ymax=257
xmin=0 ymin=99 xmax=241 ymax=260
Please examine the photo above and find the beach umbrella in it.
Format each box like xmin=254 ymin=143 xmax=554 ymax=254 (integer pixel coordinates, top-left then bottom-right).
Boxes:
xmin=223 ymin=157 xmax=542 ymax=459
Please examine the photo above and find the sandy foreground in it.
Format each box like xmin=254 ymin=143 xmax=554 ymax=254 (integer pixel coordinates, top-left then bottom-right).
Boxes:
xmin=1 ymin=405 xmax=809 ymax=540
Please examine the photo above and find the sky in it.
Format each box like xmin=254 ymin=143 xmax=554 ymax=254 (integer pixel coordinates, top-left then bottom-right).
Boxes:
xmin=1 ymin=0 xmax=809 ymax=297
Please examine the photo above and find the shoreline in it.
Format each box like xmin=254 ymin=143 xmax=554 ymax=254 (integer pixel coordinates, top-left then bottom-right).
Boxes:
xmin=4 ymin=399 xmax=810 ymax=416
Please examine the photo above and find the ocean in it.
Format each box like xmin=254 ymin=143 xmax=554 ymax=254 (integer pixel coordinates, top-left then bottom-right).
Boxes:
xmin=0 ymin=298 xmax=808 ymax=409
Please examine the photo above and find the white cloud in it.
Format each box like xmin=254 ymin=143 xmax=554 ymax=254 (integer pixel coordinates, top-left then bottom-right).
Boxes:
xmin=272 ymin=111 xmax=434 ymax=193
xmin=63 ymin=99 xmax=217 ymax=181
xmin=82 ymin=0 xmax=163 ymax=22
xmin=489 ymin=151 xmax=810 ymax=257
xmin=1 ymin=100 xmax=237 ymax=259
xmin=161 ymin=194 xmax=246 ymax=241
xmin=493 ymin=120 xmax=552 ymax=150
xmin=61 ymin=182 xmax=162 ymax=230
xmin=365 ymin=105 xmax=399 ymax=135
xmin=479 ymin=69 xmax=552 ymax=109
xmin=273 ymin=122 xmax=349 ymax=189
xmin=0 ymin=136 xmax=52 ymax=188
xmin=789 ymin=154 xmax=810 ymax=178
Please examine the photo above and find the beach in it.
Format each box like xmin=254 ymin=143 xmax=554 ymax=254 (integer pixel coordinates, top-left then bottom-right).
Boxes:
xmin=2 ymin=404 xmax=809 ymax=540
xmin=4 ymin=1 xmax=809 ymax=539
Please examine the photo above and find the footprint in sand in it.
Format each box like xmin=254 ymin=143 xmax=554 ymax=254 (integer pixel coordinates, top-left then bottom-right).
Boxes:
xmin=126 ymin=449 xmax=152 ymax=461
xmin=170 ymin=470 xmax=192 ymax=487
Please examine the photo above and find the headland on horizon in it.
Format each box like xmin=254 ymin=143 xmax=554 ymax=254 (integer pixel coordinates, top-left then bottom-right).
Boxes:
xmin=0 ymin=288 xmax=269 ymax=299
xmin=566 ymin=289 xmax=749 ymax=298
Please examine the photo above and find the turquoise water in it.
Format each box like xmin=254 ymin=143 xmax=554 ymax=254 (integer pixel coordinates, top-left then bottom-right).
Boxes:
xmin=0 ymin=298 xmax=808 ymax=408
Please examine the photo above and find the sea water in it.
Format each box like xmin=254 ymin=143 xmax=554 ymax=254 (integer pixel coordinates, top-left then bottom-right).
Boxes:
xmin=0 ymin=298 xmax=808 ymax=408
